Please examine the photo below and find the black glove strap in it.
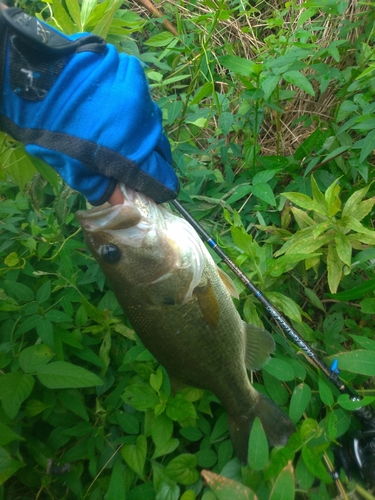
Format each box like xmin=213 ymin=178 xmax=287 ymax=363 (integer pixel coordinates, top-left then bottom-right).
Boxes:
xmin=0 ymin=7 xmax=106 ymax=101
xmin=2 ymin=7 xmax=106 ymax=55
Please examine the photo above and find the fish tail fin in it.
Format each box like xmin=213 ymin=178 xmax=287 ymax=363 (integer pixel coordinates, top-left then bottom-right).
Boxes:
xmin=227 ymin=392 xmax=295 ymax=464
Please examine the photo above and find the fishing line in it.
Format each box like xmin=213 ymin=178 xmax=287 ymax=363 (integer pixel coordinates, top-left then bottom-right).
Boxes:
xmin=171 ymin=199 xmax=375 ymax=432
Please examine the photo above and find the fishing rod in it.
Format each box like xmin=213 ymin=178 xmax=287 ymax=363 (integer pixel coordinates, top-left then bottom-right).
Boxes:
xmin=172 ymin=198 xmax=375 ymax=484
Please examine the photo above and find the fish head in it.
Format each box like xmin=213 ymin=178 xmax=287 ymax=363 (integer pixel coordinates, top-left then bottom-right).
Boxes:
xmin=76 ymin=186 xmax=206 ymax=302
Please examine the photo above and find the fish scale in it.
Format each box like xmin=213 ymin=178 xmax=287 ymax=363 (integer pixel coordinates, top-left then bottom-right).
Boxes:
xmin=76 ymin=185 xmax=295 ymax=463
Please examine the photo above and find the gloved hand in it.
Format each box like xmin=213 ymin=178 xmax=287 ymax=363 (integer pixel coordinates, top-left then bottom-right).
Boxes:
xmin=0 ymin=6 xmax=179 ymax=205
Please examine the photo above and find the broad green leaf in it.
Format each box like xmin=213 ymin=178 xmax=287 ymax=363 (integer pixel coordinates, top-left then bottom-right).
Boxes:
xmin=290 ymin=207 xmax=315 ymax=228
xmin=105 ymin=459 xmax=126 ymax=500
xmin=269 ymin=462 xmax=294 ymax=500
xmin=52 ymin=0 xmax=76 ymax=33
xmin=150 ymin=369 xmax=163 ymax=393
xmin=0 ymin=422 xmax=24 ymax=447
xmin=337 ymin=394 xmax=375 ymax=411
xmin=166 ymin=394 xmax=197 ymax=421
xmin=327 ymin=244 xmax=343 ymax=294
xmin=36 ymin=361 xmax=102 ymax=388
xmin=165 ymin=454 xmax=199 ymax=485
xmin=36 ymin=280 xmax=51 ymax=304
xmin=0 ymin=372 xmax=35 ymax=418
xmin=318 ymin=378 xmax=334 ymax=407
xmin=121 ymin=434 xmax=147 ymax=479
xmin=145 ymin=32 xmax=176 ymax=47
xmin=342 ymin=192 xmax=375 ymax=222
xmin=201 ymin=470 xmax=257 ymax=500
xmin=326 ymin=350 xmax=375 ymax=376
xmin=261 ymin=74 xmax=280 ymax=100
xmin=283 ymin=71 xmax=315 ymax=96
xmin=3 ymin=280 xmax=34 ymax=302
xmin=5 ymin=148 xmax=36 ymax=190
xmin=289 ymin=384 xmax=311 ymax=424
xmin=265 ymin=291 xmax=302 ymax=323
xmin=219 ymin=112 xmax=234 ymax=136
xmin=180 ymin=491 xmax=196 ymax=500
xmin=190 ymin=82 xmax=214 ymax=106
xmin=19 ymin=345 xmax=55 ymax=374
xmin=92 ymin=0 xmax=122 ymax=38
xmin=80 ymin=0 xmax=97 ymax=28
xmin=219 ymin=55 xmax=260 ymax=77
xmin=335 ymin=231 xmax=352 ymax=267
xmin=248 ymin=417 xmax=269 ymax=470
xmin=360 ymin=129 xmax=375 ymax=163
xmin=324 ymin=179 xmax=341 ymax=216
xmin=300 ymin=419 xmax=319 ymax=441
xmin=152 ymin=414 xmax=174 ymax=448
xmin=250 ymin=182 xmax=276 ymax=206
xmin=326 ymin=278 xmax=375 ymax=300
xmin=281 ymin=192 xmax=327 ymax=216
xmin=301 ymin=447 xmax=332 ymax=483
xmin=304 ymin=287 xmax=325 ymax=311
xmin=0 ymin=447 xmax=24 ymax=486
xmin=122 ymin=383 xmax=159 ymax=411
xmin=263 ymin=358 xmax=295 ymax=381
xmin=339 ymin=216 xmax=375 ymax=239
xmin=65 ymin=0 xmax=82 ymax=27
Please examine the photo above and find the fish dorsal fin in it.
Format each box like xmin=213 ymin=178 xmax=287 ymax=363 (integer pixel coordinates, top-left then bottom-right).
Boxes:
xmin=243 ymin=322 xmax=275 ymax=371
xmin=193 ymin=279 xmax=220 ymax=329
xmin=217 ymin=266 xmax=239 ymax=299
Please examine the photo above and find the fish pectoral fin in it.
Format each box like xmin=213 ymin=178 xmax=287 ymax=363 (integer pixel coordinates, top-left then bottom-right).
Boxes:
xmin=217 ymin=266 xmax=239 ymax=299
xmin=193 ymin=280 xmax=220 ymax=329
xmin=243 ymin=322 xmax=275 ymax=371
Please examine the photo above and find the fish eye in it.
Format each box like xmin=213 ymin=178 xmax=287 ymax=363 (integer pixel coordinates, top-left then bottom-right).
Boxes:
xmin=101 ymin=244 xmax=121 ymax=264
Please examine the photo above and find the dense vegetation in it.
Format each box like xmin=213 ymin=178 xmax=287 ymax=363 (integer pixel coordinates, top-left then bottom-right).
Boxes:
xmin=1 ymin=0 xmax=375 ymax=498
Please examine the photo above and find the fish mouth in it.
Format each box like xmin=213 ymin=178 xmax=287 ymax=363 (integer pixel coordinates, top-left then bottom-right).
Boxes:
xmin=76 ymin=186 xmax=143 ymax=232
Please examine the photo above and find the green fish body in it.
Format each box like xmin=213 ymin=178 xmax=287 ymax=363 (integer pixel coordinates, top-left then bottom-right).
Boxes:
xmin=76 ymin=186 xmax=295 ymax=463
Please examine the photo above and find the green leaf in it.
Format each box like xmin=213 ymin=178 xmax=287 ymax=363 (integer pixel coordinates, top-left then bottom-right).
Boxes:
xmin=360 ymin=129 xmax=375 ymax=163
xmin=327 ymin=278 xmax=375 ymax=300
xmin=201 ymin=470 xmax=257 ymax=500
xmin=261 ymin=74 xmax=280 ymax=100
xmin=265 ymin=291 xmax=302 ymax=323
xmin=165 ymin=454 xmax=199 ymax=485
xmin=301 ymin=447 xmax=332 ymax=483
xmin=121 ymin=434 xmax=147 ymax=479
xmin=324 ymin=179 xmax=341 ymax=217
xmin=326 ymin=350 xmax=375 ymax=376
xmin=318 ymin=378 xmax=334 ymax=407
xmin=3 ymin=280 xmax=34 ymax=302
xmin=19 ymin=345 xmax=55 ymax=374
xmin=334 ymin=232 xmax=352 ymax=267
xmin=0 ymin=422 xmax=24 ymax=447
xmin=166 ymin=394 xmax=197 ymax=421
xmin=52 ymin=0 xmax=77 ymax=34
xmin=145 ymin=32 xmax=176 ymax=47
xmin=219 ymin=55 xmax=260 ymax=77
xmin=36 ymin=361 xmax=103 ymax=388
xmin=36 ymin=280 xmax=51 ymax=304
xmin=190 ymin=82 xmax=214 ymax=106
xmin=281 ymin=192 xmax=326 ymax=215
xmin=248 ymin=417 xmax=269 ymax=470
xmin=105 ymin=459 xmax=126 ymax=500
xmin=337 ymin=394 xmax=375 ymax=411
xmin=342 ymin=185 xmax=374 ymax=220
xmin=263 ymin=358 xmax=295 ymax=381
xmin=327 ymin=244 xmax=343 ymax=294
xmin=250 ymin=182 xmax=276 ymax=206
xmin=123 ymin=383 xmax=159 ymax=411
xmin=304 ymin=287 xmax=325 ymax=311
xmin=289 ymin=384 xmax=311 ymax=424
xmin=269 ymin=462 xmax=295 ymax=500
xmin=0 ymin=372 xmax=35 ymax=418
xmin=0 ymin=447 xmax=24 ymax=486
xmin=283 ymin=71 xmax=315 ymax=96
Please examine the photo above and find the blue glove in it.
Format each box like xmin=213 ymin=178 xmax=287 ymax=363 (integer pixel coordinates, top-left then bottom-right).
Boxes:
xmin=0 ymin=7 xmax=179 ymax=205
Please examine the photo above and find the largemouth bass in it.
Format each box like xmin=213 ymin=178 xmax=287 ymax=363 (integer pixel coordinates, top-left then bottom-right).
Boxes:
xmin=76 ymin=186 xmax=295 ymax=463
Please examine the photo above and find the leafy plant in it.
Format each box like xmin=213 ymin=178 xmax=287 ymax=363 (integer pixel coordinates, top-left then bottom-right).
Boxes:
xmin=1 ymin=0 xmax=375 ymax=498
